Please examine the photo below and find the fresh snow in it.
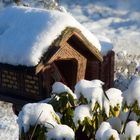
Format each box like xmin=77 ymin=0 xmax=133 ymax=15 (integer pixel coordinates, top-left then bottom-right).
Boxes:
xmin=60 ymin=0 xmax=140 ymax=55
xmin=0 ymin=0 xmax=140 ymax=139
xmin=74 ymin=79 xmax=104 ymax=98
xmin=73 ymin=104 xmax=92 ymax=126
xmin=101 ymin=128 xmax=120 ymax=140
xmin=95 ymin=122 xmax=112 ymax=140
xmin=17 ymin=103 xmax=60 ymax=133
xmin=46 ymin=124 xmax=75 ymax=140
xmin=104 ymin=88 xmax=123 ymax=116
xmin=0 ymin=102 xmax=19 ymax=140
xmin=125 ymin=121 xmax=140 ymax=140
xmin=75 ymin=79 xmax=104 ymax=110
xmin=0 ymin=6 xmax=103 ymax=66
xmin=52 ymin=82 xmax=76 ymax=99
xmin=123 ymin=77 xmax=140 ymax=108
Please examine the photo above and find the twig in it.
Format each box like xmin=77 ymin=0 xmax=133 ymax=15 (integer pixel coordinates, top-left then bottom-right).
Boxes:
xmin=121 ymin=108 xmax=132 ymax=134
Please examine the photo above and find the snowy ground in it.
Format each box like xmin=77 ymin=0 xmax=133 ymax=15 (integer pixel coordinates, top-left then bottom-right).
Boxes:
xmin=0 ymin=0 xmax=140 ymax=139
xmin=60 ymin=0 xmax=140 ymax=55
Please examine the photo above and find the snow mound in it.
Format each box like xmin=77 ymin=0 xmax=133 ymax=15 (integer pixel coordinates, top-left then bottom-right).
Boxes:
xmin=123 ymin=77 xmax=140 ymax=108
xmin=102 ymin=128 xmax=120 ymax=140
xmin=46 ymin=124 xmax=75 ymax=140
xmin=95 ymin=122 xmax=112 ymax=140
xmin=0 ymin=6 xmax=102 ymax=66
xmin=125 ymin=121 xmax=140 ymax=140
xmin=17 ymin=103 xmax=60 ymax=133
xmin=98 ymin=35 xmax=113 ymax=56
xmin=73 ymin=104 xmax=92 ymax=126
xmin=104 ymin=88 xmax=123 ymax=117
xmin=74 ymin=79 xmax=104 ymax=98
xmin=75 ymin=79 xmax=104 ymax=110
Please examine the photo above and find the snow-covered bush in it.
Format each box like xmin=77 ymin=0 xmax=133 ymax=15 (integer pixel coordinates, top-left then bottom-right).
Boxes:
xmin=18 ymin=103 xmax=60 ymax=140
xmin=18 ymin=78 xmax=140 ymax=140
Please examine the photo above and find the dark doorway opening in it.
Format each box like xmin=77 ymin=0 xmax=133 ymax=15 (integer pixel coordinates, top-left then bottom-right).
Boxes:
xmin=54 ymin=59 xmax=78 ymax=90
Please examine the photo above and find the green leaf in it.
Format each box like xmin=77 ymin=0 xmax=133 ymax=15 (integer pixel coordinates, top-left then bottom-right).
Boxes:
xmin=136 ymin=135 xmax=140 ymax=140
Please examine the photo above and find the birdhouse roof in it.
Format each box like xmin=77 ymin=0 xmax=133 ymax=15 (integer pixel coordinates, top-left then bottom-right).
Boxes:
xmin=0 ymin=6 xmax=112 ymax=66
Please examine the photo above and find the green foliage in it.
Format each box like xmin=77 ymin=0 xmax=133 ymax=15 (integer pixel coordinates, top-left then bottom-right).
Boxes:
xmin=136 ymin=135 xmax=140 ymax=140
xmin=48 ymin=92 xmax=76 ymax=129
xmin=109 ymin=135 xmax=115 ymax=140
xmin=20 ymin=125 xmax=46 ymax=140
xmin=19 ymin=85 xmax=140 ymax=140
xmin=78 ymin=94 xmax=88 ymax=105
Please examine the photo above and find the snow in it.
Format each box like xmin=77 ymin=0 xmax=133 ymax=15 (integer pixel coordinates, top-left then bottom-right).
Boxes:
xmin=0 ymin=102 xmax=19 ymax=140
xmin=102 ymin=128 xmax=120 ymax=140
xmin=95 ymin=122 xmax=112 ymax=140
xmin=98 ymin=35 xmax=113 ymax=56
xmin=123 ymin=77 xmax=140 ymax=107
xmin=74 ymin=79 xmax=104 ymax=110
xmin=17 ymin=103 xmax=60 ymax=133
xmin=125 ymin=121 xmax=140 ymax=140
xmin=0 ymin=6 xmax=103 ymax=66
xmin=46 ymin=124 xmax=75 ymax=140
xmin=52 ymin=82 xmax=76 ymax=99
xmin=0 ymin=0 xmax=140 ymax=139
xmin=73 ymin=104 xmax=92 ymax=126
xmin=104 ymin=88 xmax=123 ymax=117
xmin=74 ymin=79 xmax=104 ymax=98
xmin=60 ymin=0 xmax=140 ymax=55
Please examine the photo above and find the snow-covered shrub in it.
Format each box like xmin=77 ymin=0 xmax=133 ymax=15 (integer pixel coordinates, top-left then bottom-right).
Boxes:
xmin=104 ymin=88 xmax=123 ymax=117
xmin=18 ymin=78 xmax=140 ymax=140
xmin=18 ymin=103 xmax=60 ymax=140
xmin=123 ymin=77 xmax=140 ymax=108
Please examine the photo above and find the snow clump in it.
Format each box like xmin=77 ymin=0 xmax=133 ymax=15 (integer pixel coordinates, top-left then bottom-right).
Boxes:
xmin=52 ymin=82 xmax=76 ymax=99
xmin=104 ymin=88 xmax=123 ymax=117
xmin=73 ymin=104 xmax=92 ymax=126
xmin=46 ymin=124 xmax=75 ymax=140
xmin=125 ymin=121 xmax=140 ymax=140
xmin=17 ymin=103 xmax=60 ymax=133
xmin=74 ymin=79 xmax=104 ymax=110
xmin=102 ymin=129 xmax=120 ymax=140
xmin=123 ymin=77 xmax=140 ymax=108
xmin=95 ymin=122 xmax=112 ymax=140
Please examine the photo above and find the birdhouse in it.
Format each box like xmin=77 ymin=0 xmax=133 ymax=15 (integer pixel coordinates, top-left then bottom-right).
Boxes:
xmin=0 ymin=6 xmax=114 ymax=108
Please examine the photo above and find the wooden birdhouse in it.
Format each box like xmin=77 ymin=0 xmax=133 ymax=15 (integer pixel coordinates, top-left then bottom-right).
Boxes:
xmin=0 ymin=6 xmax=114 ymax=108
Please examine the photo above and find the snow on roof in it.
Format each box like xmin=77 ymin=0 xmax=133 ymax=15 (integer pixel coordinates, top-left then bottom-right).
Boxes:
xmin=0 ymin=6 xmax=104 ymax=66
xmin=98 ymin=35 xmax=113 ymax=56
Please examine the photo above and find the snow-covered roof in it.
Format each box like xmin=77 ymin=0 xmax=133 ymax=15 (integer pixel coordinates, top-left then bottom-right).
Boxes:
xmin=0 ymin=6 xmax=106 ymax=66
